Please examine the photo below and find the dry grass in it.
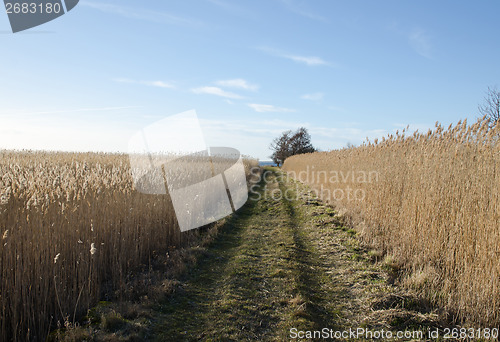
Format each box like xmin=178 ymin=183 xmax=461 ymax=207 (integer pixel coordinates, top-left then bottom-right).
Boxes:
xmin=0 ymin=150 xmax=258 ymax=341
xmin=283 ymin=117 xmax=500 ymax=326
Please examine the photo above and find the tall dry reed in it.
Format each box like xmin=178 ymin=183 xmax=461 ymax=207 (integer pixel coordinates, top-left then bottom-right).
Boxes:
xmin=0 ymin=150 xmax=257 ymax=341
xmin=283 ymin=117 xmax=499 ymax=326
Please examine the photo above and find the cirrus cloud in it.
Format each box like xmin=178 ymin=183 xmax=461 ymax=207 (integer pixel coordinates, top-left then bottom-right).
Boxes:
xmin=257 ymin=46 xmax=330 ymax=66
xmin=142 ymin=80 xmax=175 ymax=88
xmin=285 ymin=55 xmax=328 ymax=66
xmin=247 ymin=103 xmax=295 ymax=113
xmin=114 ymin=78 xmax=176 ymax=89
xmin=409 ymin=28 xmax=432 ymax=59
xmin=215 ymin=78 xmax=259 ymax=91
xmin=301 ymin=92 xmax=324 ymax=101
xmin=191 ymin=86 xmax=244 ymax=99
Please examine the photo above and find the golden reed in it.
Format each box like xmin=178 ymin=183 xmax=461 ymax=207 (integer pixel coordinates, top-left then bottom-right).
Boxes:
xmin=283 ymin=117 xmax=499 ymax=326
xmin=0 ymin=150 xmax=257 ymax=340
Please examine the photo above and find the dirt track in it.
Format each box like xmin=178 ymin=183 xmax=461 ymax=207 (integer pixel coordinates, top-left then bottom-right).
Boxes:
xmin=62 ymin=168 xmax=443 ymax=341
xmin=149 ymin=169 xmax=440 ymax=341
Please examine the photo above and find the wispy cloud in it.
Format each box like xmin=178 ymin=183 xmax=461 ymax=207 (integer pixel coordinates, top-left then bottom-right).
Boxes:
xmin=388 ymin=23 xmax=434 ymax=59
xmin=286 ymin=55 xmax=328 ymax=66
xmin=301 ymin=92 xmax=324 ymax=101
xmin=142 ymin=81 xmax=175 ymax=88
xmin=278 ymin=0 xmax=326 ymax=22
xmin=192 ymin=86 xmax=244 ymax=99
xmin=113 ymin=78 xmax=135 ymax=84
xmin=215 ymin=78 xmax=259 ymax=91
xmin=114 ymin=78 xmax=176 ymax=89
xmin=257 ymin=47 xmax=330 ymax=66
xmin=409 ymin=28 xmax=432 ymax=59
xmin=81 ymin=1 xmax=202 ymax=26
xmin=247 ymin=103 xmax=295 ymax=113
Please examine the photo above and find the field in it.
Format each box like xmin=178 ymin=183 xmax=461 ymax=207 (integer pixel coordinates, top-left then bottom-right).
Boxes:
xmin=283 ymin=117 xmax=500 ymax=327
xmin=0 ymin=150 xmax=257 ymax=341
xmin=1 ymin=117 xmax=498 ymax=341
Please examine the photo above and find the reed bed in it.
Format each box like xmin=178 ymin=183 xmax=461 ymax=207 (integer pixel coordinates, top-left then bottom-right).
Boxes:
xmin=283 ymin=117 xmax=500 ymax=326
xmin=0 ymin=150 xmax=257 ymax=341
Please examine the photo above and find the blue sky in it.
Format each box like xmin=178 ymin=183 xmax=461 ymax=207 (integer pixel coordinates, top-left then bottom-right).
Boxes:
xmin=1 ymin=0 xmax=499 ymax=160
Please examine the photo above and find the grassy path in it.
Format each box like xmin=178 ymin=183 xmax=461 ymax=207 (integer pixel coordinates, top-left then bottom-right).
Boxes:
xmin=53 ymin=168 xmax=444 ymax=341
xmin=153 ymin=169 xmax=338 ymax=340
xmin=149 ymin=169 xmax=438 ymax=341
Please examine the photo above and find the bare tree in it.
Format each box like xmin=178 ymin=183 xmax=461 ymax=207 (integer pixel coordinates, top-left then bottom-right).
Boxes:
xmin=478 ymin=86 xmax=500 ymax=128
xmin=269 ymin=130 xmax=292 ymax=167
xmin=270 ymin=127 xmax=316 ymax=166
xmin=290 ymin=127 xmax=315 ymax=155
